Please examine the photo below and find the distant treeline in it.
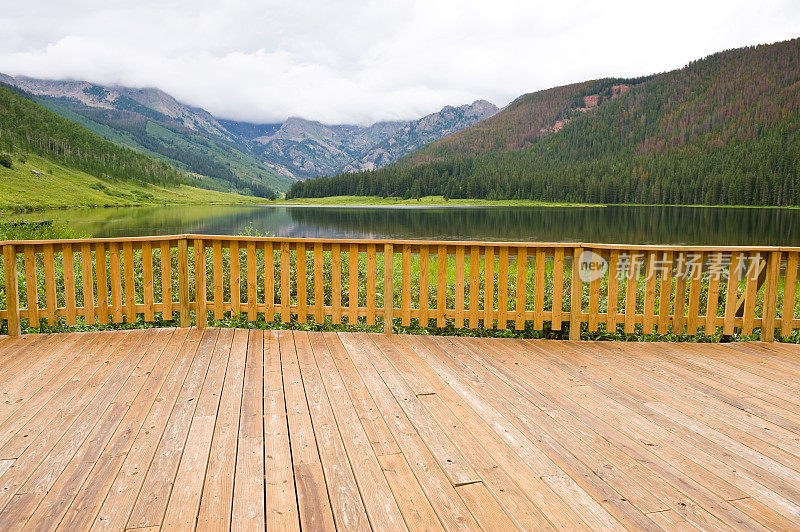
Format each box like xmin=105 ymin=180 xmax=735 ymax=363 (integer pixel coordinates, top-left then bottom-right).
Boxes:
xmin=288 ymin=39 xmax=800 ymax=206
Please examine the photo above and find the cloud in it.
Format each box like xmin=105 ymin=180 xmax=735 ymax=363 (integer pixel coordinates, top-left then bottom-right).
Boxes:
xmin=1 ymin=0 xmax=799 ymax=124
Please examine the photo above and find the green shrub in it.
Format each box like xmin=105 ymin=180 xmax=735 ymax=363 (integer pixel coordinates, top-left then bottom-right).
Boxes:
xmin=0 ymin=153 xmax=12 ymax=168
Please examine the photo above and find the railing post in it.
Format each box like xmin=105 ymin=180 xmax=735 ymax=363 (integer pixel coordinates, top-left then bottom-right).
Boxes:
xmin=761 ymin=251 xmax=781 ymax=342
xmin=178 ymin=238 xmax=190 ymax=328
xmin=570 ymin=247 xmax=583 ymax=340
xmin=194 ymin=239 xmax=206 ymax=329
xmin=384 ymin=243 xmax=393 ymax=334
xmin=2 ymin=244 xmax=21 ymax=337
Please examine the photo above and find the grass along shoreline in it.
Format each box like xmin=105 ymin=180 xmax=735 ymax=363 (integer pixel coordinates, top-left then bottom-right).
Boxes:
xmin=0 ymin=153 xmax=268 ymax=213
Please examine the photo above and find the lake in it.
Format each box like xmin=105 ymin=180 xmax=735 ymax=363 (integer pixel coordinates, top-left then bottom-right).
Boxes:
xmin=17 ymin=204 xmax=800 ymax=245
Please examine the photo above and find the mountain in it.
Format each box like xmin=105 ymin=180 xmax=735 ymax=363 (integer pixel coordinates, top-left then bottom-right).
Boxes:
xmin=1 ymin=74 xmax=496 ymax=190
xmin=342 ymin=100 xmax=499 ymax=172
xmin=228 ymin=100 xmax=497 ymax=179
xmin=403 ymin=83 xmax=640 ymax=164
xmin=0 ymin=84 xmax=260 ymax=210
xmin=0 ymin=74 xmax=290 ymax=196
xmin=242 ymin=117 xmax=406 ymax=178
xmin=287 ymin=38 xmax=800 ymax=207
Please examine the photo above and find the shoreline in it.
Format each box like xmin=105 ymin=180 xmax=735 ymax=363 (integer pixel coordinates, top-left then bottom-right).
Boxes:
xmin=7 ymin=195 xmax=800 ymax=215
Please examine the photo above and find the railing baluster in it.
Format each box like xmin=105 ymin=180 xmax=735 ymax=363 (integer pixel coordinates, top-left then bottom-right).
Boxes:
xmin=44 ymin=244 xmax=57 ymax=325
xmin=569 ymin=247 xmax=582 ymax=340
xmin=96 ymin=243 xmax=109 ymax=325
xmin=81 ymin=243 xmax=95 ymax=326
xmin=314 ymin=243 xmax=323 ymax=323
xmin=247 ymin=242 xmax=257 ymax=321
xmin=110 ymin=243 xmax=122 ymax=323
xmin=643 ymin=252 xmax=657 ymax=334
xmin=61 ymin=244 xmax=78 ymax=325
xmin=332 ymin=244 xmax=341 ymax=324
xmin=177 ymin=238 xmax=190 ymax=327
xmin=483 ymin=246 xmax=494 ymax=329
xmin=297 ymin=243 xmax=307 ymax=323
xmin=437 ymin=245 xmax=447 ymax=328
xmin=514 ymin=247 xmax=526 ymax=331
xmin=624 ymin=252 xmax=639 ymax=334
xmin=686 ymin=251 xmax=704 ymax=335
xmin=606 ymin=250 xmax=619 ymax=332
xmin=705 ymin=252 xmax=722 ymax=335
xmin=366 ymin=244 xmax=376 ymax=325
xmin=723 ymin=252 xmax=743 ymax=335
xmin=230 ymin=240 xmax=241 ymax=316
xmin=657 ymin=251 xmax=673 ymax=334
xmin=588 ymin=250 xmax=600 ymax=332
xmin=159 ymin=241 xmax=171 ymax=320
xmin=401 ymin=244 xmax=411 ymax=327
xmin=280 ymin=242 xmax=290 ymax=323
xmin=761 ymin=251 xmax=780 ymax=342
xmin=742 ymin=253 xmax=759 ymax=335
xmin=552 ymin=248 xmax=564 ymax=331
xmin=419 ymin=245 xmax=429 ymax=328
xmin=455 ymin=246 xmax=465 ymax=329
xmin=143 ymin=242 xmax=154 ymax=322
xmin=2 ymin=244 xmax=21 ymax=336
xmin=782 ymin=252 xmax=798 ymax=338
xmin=672 ymin=252 xmax=687 ymax=335
xmin=534 ymin=248 xmax=545 ymax=331
xmin=469 ymin=246 xmax=480 ymax=329
xmin=195 ymin=239 xmax=207 ymax=328
xmin=384 ymin=243 xmax=393 ymax=333
xmin=213 ymin=240 xmax=224 ymax=320
xmin=123 ymin=242 xmax=135 ymax=324
xmin=264 ymin=242 xmax=274 ymax=322
xmin=497 ymin=247 xmax=508 ymax=330
xmin=24 ymin=245 xmax=39 ymax=327
xmin=348 ymin=244 xmax=358 ymax=325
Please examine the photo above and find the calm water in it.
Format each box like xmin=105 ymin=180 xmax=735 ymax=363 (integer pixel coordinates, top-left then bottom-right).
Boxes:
xmin=18 ymin=204 xmax=800 ymax=245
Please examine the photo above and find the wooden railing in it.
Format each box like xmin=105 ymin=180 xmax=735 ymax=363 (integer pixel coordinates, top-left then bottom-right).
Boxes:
xmin=1 ymin=235 xmax=798 ymax=341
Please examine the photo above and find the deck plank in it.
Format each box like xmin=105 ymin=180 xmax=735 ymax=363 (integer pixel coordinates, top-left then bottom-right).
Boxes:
xmin=123 ymin=328 xmax=219 ymax=529
xmin=161 ymin=327 xmax=236 ymax=529
xmin=0 ymin=330 xmax=143 ymax=512
xmin=295 ymin=332 xmax=370 ymax=530
xmin=396 ymin=336 xmax=592 ymax=531
xmin=231 ymin=329 xmax=266 ymax=529
xmin=339 ymin=333 xmax=480 ymax=531
xmin=311 ymin=332 xmax=407 ymax=530
xmin=12 ymin=328 xmax=184 ymax=529
xmin=279 ymin=331 xmax=336 ymax=531
xmin=0 ymin=328 xmax=796 ymax=530
xmin=263 ymin=330 xmax=300 ymax=531
xmin=79 ymin=328 xmax=204 ymax=531
xmin=195 ymin=328 xmax=249 ymax=529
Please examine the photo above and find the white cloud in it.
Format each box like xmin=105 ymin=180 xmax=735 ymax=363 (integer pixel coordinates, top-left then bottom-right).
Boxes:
xmin=1 ymin=0 xmax=798 ymax=124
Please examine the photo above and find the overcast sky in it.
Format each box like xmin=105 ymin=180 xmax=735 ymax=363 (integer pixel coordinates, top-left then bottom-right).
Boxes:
xmin=2 ymin=0 xmax=799 ymax=125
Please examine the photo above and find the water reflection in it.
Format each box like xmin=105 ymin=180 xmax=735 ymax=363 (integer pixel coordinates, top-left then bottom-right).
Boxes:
xmin=20 ymin=204 xmax=800 ymax=245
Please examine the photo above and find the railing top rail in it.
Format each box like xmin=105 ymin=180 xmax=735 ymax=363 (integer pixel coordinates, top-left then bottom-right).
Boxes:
xmin=0 ymin=234 xmax=799 ymax=252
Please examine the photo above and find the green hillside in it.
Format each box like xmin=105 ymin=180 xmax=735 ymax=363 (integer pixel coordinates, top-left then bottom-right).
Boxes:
xmin=0 ymin=84 xmax=186 ymax=186
xmin=0 ymin=85 xmax=263 ymax=211
xmin=32 ymin=94 xmax=290 ymax=196
xmin=288 ymin=38 xmax=800 ymax=206
xmin=0 ymin=153 xmax=263 ymax=212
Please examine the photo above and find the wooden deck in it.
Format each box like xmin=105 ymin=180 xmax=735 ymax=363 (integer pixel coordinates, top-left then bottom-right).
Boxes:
xmin=0 ymin=330 xmax=798 ymax=531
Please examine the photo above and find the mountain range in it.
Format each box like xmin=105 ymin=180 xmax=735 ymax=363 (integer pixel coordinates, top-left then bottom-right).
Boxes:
xmin=0 ymin=73 xmax=497 ymax=193
xmin=288 ymin=37 xmax=800 ymax=207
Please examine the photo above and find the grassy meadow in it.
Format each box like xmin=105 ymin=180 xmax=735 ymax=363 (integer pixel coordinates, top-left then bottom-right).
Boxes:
xmin=0 ymin=153 xmax=266 ymax=213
